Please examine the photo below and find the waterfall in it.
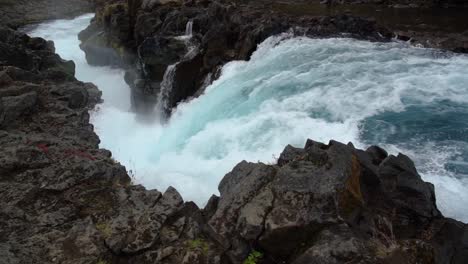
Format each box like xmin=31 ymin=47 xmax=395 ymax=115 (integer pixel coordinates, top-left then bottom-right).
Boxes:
xmin=155 ymin=42 xmax=198 ymax=115
xmin=156 ymin=64 xmax=177 ymax=114
xmin=185 ymin=20 xmax=193 ymax=37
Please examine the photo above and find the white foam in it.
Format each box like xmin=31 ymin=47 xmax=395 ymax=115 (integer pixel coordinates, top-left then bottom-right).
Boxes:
xmin=28 ymin=14 xmax=132 ymax=111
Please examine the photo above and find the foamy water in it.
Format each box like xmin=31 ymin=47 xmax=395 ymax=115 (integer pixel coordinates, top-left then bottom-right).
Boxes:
xmin=29 ymin=14 xmax=468 ymax=223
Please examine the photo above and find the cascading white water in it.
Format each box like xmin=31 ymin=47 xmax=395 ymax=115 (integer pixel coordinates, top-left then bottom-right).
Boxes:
xmin=156 ymin=35 xmax=198 ymax=113
xmin=156 ymin=64 xmax=177 ymax=112
xmin=29 ymin=15 xmax=468 ymax=223
xmin=185 ymin=20 xmax=193 ymax=37
xmin=26 ymin=14 xmax=132 ymax=111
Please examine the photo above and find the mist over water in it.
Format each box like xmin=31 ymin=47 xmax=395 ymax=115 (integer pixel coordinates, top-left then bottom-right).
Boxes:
xmin=29 ymin=15 xmax=468 ymax=223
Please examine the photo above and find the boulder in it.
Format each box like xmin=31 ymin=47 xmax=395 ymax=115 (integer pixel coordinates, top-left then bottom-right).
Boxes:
xmin=208 ymin=140 xmax=457 ymax=263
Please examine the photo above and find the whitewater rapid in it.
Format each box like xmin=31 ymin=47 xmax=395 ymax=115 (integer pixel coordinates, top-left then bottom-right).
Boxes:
xmin=29 ymin=14 xmax=468 ymax=223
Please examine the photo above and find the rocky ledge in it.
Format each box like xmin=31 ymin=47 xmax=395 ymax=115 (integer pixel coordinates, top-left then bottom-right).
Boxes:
xmin=1 ymin=27 xmax=468 ymax=264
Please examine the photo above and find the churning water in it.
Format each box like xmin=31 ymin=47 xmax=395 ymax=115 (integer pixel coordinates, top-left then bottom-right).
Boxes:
xmin=29 ymin=14 xmax=468 ymax=223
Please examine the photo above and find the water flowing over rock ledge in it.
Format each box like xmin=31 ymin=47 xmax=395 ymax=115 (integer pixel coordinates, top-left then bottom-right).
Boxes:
xmin=1 ymin=27 xmax=468 ymax=263
xmin=78 ymin=0 xmax=468 ymax=116
xmin=79 ymin=0 xmax=393 ymax=115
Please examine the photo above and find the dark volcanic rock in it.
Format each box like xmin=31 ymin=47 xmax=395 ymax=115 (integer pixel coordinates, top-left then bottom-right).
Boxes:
xmin=2 ymin=1 xmax=468 ymax=263
xmin=207 ymin=140 xmax=466 ymax=263
xmin=79 ymin=0 xmax=468 ymax=117
xmin=1 ymin=27 xmax=467 ymax=262
xmin=0 ymin=27 xmax=225 ymax=264
xmin=0 ymin=92 xmax=37 ymax=128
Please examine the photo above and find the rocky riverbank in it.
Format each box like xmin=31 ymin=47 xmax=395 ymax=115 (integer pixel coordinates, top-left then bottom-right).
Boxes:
xmin=1 ymin=0 xmax=468 ymax=263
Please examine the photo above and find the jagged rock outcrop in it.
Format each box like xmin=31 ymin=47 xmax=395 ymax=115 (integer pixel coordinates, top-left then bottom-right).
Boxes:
xmin=324 ymin=0 xmax=468 ymax=8
xmin=207 ymin=140 xmax=468 ymax=263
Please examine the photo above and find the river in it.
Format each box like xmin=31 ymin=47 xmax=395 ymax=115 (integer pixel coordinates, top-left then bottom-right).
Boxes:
xmin=28 ymin=14 xmax=468 ymax=223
